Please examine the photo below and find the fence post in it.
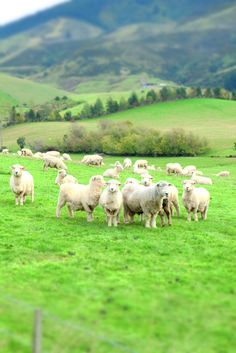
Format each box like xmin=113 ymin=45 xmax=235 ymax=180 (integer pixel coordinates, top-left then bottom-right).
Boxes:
xmin=32 ymin=309 xmax=42 ymax=353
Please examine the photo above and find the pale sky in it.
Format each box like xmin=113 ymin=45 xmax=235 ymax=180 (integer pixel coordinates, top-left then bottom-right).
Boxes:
xmin=0 ymin=0 xmax=69 ymax=26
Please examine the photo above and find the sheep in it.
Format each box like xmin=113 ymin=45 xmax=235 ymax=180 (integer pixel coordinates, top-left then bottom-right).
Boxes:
xmin=81 ymin=154 xmax=103 ymax=166
xmin=21 ymin=148 xmax=33 ymax=157
xmin=99 ymin=180 xmax=123 ymax=227
xmin=122 ymin=181 xmax=170 ymax=228
xmin=134 ymin=159 xmax=148 ymax=169
xmin=103 ymin=165 xmax=123 ymax=179
xmin=133 ymin=166 xmax=148 ymax=175
xmin=182 ymin=165 xmax=197 ymax=176
xmin=62 ymin=153 xmax=72 ymax=161
xmin=124 ymin=177 xmax=139 ymax=185
xmin=46 ymin=151 xmax=60 ymax=158
xmin=182 ymin=180 xmax=210 ymax=222
xmin=191 ymin=173 xmax=213 ymax=185
xmin=33 ymin=152 xmax=45 ymax=159
xmin=17 ymin=150 xmax=22 ymax=156
xmin=168 ymin=184 xmax=180 ymax=217
xmin=56 ymin=175 xmax=105 ymax=221
xmin=43 ymin=156 xmax=67 ymax=171
xmin=123 ymin=158 xmax=132 ymax=169
xmin=140 ymin=174 xmax=154 ymax=187
xmin=166 ymin=163 xmax=182 ymax=175
xmin=10 ymin=164 xmax=34 ymax=206
xmin=215 ymin=171 xmax=230 ymax=177
xmin=147 ymin=165 xmax=156 ymax=171
xmin=2 ymin=148 xmax=9 ymax=155
xmin=114 ymin=161 xmax=124 ymax=170
xmin=55 ymin=170 xmax=78 ymax=186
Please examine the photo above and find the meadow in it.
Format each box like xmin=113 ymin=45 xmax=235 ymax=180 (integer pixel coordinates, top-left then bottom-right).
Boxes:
xmin=0 ymin=153 xmax=236 ymax=353
xmin=3 ymin=98 xmax=236 ymax=156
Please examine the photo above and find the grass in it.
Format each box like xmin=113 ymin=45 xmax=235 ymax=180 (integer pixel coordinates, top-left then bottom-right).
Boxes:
xmin=3 ymin=99 xmax=236 ymax=156
xmin=0 ymin=153 xmax=236 ymax=353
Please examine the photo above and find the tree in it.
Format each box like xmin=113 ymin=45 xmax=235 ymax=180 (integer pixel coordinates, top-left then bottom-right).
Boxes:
xmin=9 ymin=106 xmax=17 ymax=125
xmin=92 ymin=98 xmax=105 ymax=117
xmin=128 ymin=92 xmax=139 ymax=107
xmin=80 ymin=103 xmax=92 ymax=119
xmin=176 ymin=87 xmax=187 ymax=99
xmin=212 ymin=87 xmax=221 ymax=99
xmin=204 ymin=88 xmax=213 ymax=98
xmin=64 ymin=111 xmax=72 ymax=121
xmin=17 ymin=137 xmax=26 ymax=149
xmin=160 ymin=87 xmax=171 ymax=101
xmin=146 ymin=89 xmax=158 ymax=103
xmin=106 ymin=97 xmax=119 ymax=114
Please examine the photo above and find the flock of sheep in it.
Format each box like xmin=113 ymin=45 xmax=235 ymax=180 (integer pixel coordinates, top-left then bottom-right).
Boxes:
xmin=6 ymin=149 xmax=231 ymax=228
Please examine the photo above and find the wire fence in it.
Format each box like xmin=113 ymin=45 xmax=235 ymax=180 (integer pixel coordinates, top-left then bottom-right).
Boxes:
xmin=0 ymin=295 xmax=139 ymax=353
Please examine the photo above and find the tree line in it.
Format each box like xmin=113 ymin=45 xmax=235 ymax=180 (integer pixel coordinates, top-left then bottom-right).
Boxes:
xmin=4 ymin=86 xmax=236 ymax=126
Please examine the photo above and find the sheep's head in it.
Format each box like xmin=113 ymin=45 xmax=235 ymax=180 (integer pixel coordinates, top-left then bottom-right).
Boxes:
xmin=125 ymin=178 xmax=139 ymax=185
xmin=91 ymin=175 xmax=105 ymax=187
xmin=141 ymin=175 xmax=153 ymax=187
xmin=11 ymin=164 xmax=25 ymax=177
xmin=156 ymin=181 xmax=171 ymax=198
xmin=58 ymin=169 xmax=67 ymax=178
xmin=183 ymin=180 xmax=196 ymax=192
xmin=106 ymin=179 xmax=121 ymax=193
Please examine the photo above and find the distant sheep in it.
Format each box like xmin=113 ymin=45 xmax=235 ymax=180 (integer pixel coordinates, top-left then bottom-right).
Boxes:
xmin=81 ymin=154 xmax=103 ymax=166
xmin=46 ymin=151 xmax=60 ymax=158
xmin=99 ymin=180 xmax=123 ymax=227
xmin=191 ymin=173 xmax=213 ymax=185
xmin=103 ymin=165 xmax=123 ymax=179
xmin=55 ymin=170 xmax=78 ymax=186
xmin=21 ymin=148 xmax=33 ymax=157
xmin=182 ymin=180 xmax=210 ymax=221
xmin=62 ymin=153 xmax=72 ymax=161
xmin=181 ymin=165 xmax=197 ymax=176
xmin=166 ymin=163 xmax=182 ymax=175
xmin=140 ymin=174 xmax=153 ymax=187
xmin=33 ymin=152 xmax=45 ymax=159
xmin=133 ymin=166 xmax=148 ymax=175
xmin=10 ymin=164 xmax=34 ymax=206
xmin=215 ymin=171 xmax=230 ymax=177
xmin=2 ymin=148 xmax=9 ymax=155
xmin=56 ymin=175 xmax=105 ymax=221
xmin=43 ymin=156 xmax=67 ymax=171
xmin=134 ymin=160 xmax=148 ymax=169
xmin=123 ymin=158 xmax=132 ymax=169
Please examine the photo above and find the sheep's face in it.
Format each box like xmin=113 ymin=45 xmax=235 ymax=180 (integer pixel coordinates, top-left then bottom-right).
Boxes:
xmin=183 ymin=180 xmax=196 ymax=192
xmin=12 ymin=164 xmax=24 ymax=177
xmin=58 ymin=170 xmax=67 ymax=178
xmin=141 ymin=176 xmax=153 ymax=187
xmin=106 ymin=180 xmax=121 ymax=193
xmin=156 ymin=181 xmax=171 ymax=198
xmin=91 ymin=175 xmax=105 ymax=187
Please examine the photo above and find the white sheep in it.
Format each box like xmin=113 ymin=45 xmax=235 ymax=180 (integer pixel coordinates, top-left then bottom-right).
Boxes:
xmin=182 ymin=180 xmax=210 ymax=222
xmin=46 ymin=151 xmax=60 ymax=158
xmin=140 ymin=174 xmax=154 ymax=187
xmin=122 ymin=181 xmax=170 ymax=228
xmin=21 ymin=148 xmax=33 ymax=157
xmin=2 ymin=148 xmax=9 ymax=155
xmin=17 ymin=150 xmax=22 ymax=156
xmin=166 ymin=163 xmax=182 ymax=175
xmin=168 ymin=184 xmax=180 ymax=217
xmin=124 ymin=177 xmax=139 ymax=185
xmin=147 ymin=165 xmax=156 ymax=171
xmin=191 ymin=173 xmax=213 ymax=185
xmin=181 ymin=165 xmax=197 ymax=176
xmin=62 ymin=153 xmax=72 ymax=161
xmin=215 ymin=171 xmax=230 ymax=177
xmin=10 ymin=164 xmax=34 ymax=206
xmin=33 ymin=152 xmax=45 ymax=159
xmin=134 ymin=159 xmax=148 ymax=169
xmin=55 ymin=170 xmax=78 ymax=186
xmin=133 ymin=166 xmax=148 ymax=175
xmin=103 ymin=165 xmax=123 ymax=179
xmin=99 ymin=180 xmax=123 ymax=227
xmin=81 ymin=154 xmax=103 ymax=166
xmin=56 ymin=175 xmax=105 ymax=221
xmin=43 ymin=156 xmax=67 ymax=171
xmin=123 ymin=158 xmax=132 ymax=169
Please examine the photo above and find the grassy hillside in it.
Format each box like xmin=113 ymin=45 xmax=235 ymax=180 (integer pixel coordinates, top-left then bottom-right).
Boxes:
xmin=3 ymin=99 xmax=236 ymax=156
xmin=1 ymin=154 xmax=236 ymax=352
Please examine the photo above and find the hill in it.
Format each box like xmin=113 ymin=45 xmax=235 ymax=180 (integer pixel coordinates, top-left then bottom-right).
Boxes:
xmin=0 ymin=1 xmax=236 ymax=91
xmin=3 ymin=99 xmax=236 ymax=155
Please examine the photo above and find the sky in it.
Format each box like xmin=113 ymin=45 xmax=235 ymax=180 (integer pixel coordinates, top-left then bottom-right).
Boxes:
xmin=0 ymin=0 xmax=69 ymax=26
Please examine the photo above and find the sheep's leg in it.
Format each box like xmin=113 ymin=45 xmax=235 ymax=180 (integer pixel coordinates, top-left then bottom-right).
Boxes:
xmin=56 ymin=198 xmax=66 ymax=218
xmin=151 ymin=213 xmax=157 ymax=228
xmin=107 ymin=215 xmax=112 ymax=227
xmin=163 ymin=204 xmax=172 ymax=226
xmin=20 ymin=193 xmax=24 ymax=206
xmin=87 ymin=212 xmax=94 ymax=222
xmin=123 ymin=206 xmax=130 ymax=224
xmin=187 ymin=210 xmax=192 ymax=222
xmin=140 ymin=213 xmax=144 ymax=222
xmin=15 ymin=195 xmax=19 ymax=206
xmin=113 ymin=211 xmax=119 ymax=227
xmin=193 ymin=209 xmax=198 ymax=222
xmin=145 ymin=213 xmax=151 ymax=228
xmin=129 ymin=213 xmax=135 ymax=224
xmin=67 ymin=205 xmax=74 ymax=218
xmin=173 ymin=200 xmax=180 ymax=217
xmin=202 ymin=206 xmax=208 ymax=220
xmin=23 ymin=195 xmax=26 ymax=204
xmin=159 ymin=210 xmax=165 ymax=227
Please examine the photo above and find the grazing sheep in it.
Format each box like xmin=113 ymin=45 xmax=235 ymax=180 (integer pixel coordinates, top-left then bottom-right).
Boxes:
xmin=166 ymin=163 xmax=182 ymax=175
xmin=56 ymin=175 xmax=105 ymax=221
xmin=122 ymin=181 xmax=170 ymax=228
xmin=123 ymin=158 xmax=132 ymax=169
xmin=103 ymin=165 xmax=123 ymax=179
xmin=191 ymin=173 xmax=213 ymax=185
xmin=2 ymin=148 xmax=9 ymax=155
xmin=133 ymin=166 xmax=148 ymax=175
xmin=81 ymin=154 xmax=103 ymax=166
xmin=168 ymin=184 xmax=180 ymax=217
xmin=62 ymin=153 xmax=72 ymax=161
xmin=182 ymin=180 xmax=210 ymax=222
xmin=195 ymin=170 xmax=203 ymax=176
xmin=43 ymin=156 xmax=67 ymax=171
xmin=10 ymin=164 xmax=34 ymax=206
xmin=181 ymin=165 xmax=197 ymax=176
xmin=215 ymin=171 xmax=230 ymax=177
xmin=21 ymin=148 xmax=33 ymax=157
xmin=134 ymin=159 xmax=148 ymax=169
xmin=17 ymin=150 xmax=22 ymax=156
xmin=46 ymin=151 xmax=60 ymax=158
xmin=99 ymin=180 xmax=123 ymax=227
xmin=33 ymin=152 xmax=45 ymax=159
xmin=55 ymin=170 xmax=78 ymax=186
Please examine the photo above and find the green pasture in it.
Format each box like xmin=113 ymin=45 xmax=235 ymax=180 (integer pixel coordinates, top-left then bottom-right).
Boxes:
xmin=0 ymin=154 xmax=236 ymax=353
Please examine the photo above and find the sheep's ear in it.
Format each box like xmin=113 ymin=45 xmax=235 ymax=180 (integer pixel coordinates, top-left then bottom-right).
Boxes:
xmin=117 ymin=182 xmax=122 ymax=186
xmin=20 ymin=166 xmax=25 ymax=170
xmin=150 ymin=176 xmax=154 ymax=180
xmin=92 ymin=176 xmax=97 ymax=181
xmin=168 ymin=183 xmax=172 ymax=186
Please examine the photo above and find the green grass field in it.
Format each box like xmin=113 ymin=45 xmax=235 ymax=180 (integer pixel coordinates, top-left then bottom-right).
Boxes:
xmin=0 ymin=154 xmax=236 ymax=353
xmin=3 ymin=99 xmax=236 ymax=156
